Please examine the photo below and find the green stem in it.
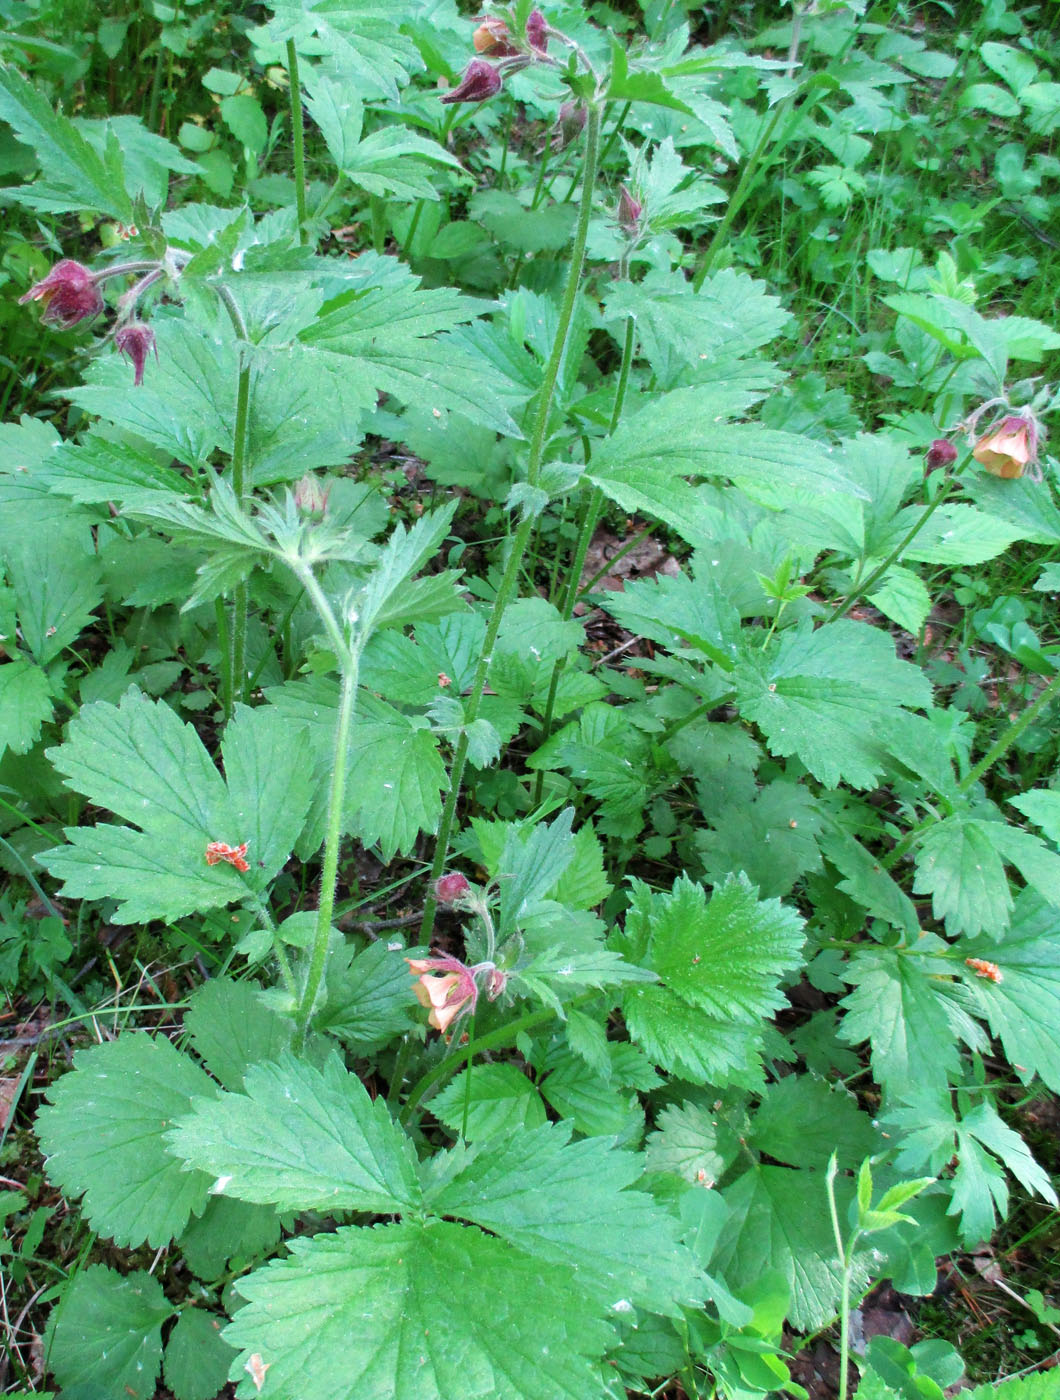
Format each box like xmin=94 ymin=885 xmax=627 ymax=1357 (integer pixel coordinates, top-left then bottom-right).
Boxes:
xmin=958 ymin=667 xmax=1060 ymax=794
xmin=460 ymin=1010 xmax=477 ymax=1141
xmin=692 ymin=91 xmax=796 ymax=291
xmin=286 ymin=39 xmax=308 ymax=244
xmin=294 ymin=652 xmax=360 ymax=1043
xmin=825 ymin=1158 xmax=855 ymax=1400
xmin=826 ymin=455 xmax=969 ymax=626
xmin=419 ymin=104 xmax=604 ymax=944
xmin=532 ymin=313 xmax=636 ymax=800
xmin=227 ymin=361 xmax=252 ymax=714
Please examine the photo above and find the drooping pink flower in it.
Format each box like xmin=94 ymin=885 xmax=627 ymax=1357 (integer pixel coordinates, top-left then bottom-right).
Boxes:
xmin=114 ymin=321 xmax=157 ymax=386
xmin=19 ymin=259 xmax=103 ymax=328
xmin=406 ymin=953 xmax=479 ymax=1032
xmin=972 ymin=413 xmax=1040 ymax=480
xmin=440 ymin=59 xmax=503 ymax=105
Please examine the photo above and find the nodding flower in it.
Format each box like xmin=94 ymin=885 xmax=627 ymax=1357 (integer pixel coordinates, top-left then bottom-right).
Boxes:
xmin=19 ymin=260 xmax=104 ymax=329
xmin=971 ymin=411 xmax=1042 ymax=481
xmin=925 ymin=438 xmax=958 ymax=472
xmin=406 ymin=952 xmax=507 ymax=1034
xmin=114 ymin=322 xmax=157 ymax=386
xmin=440 ymin=59 xmax=503 ymax=105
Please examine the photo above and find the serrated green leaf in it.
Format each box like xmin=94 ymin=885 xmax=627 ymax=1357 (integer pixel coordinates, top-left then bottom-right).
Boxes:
xmin=427 ymin=1121 xmax=704 ymax=1315
xmin=645 ymin=1100 xmax=742 ymax=1188
xmin=0 ymin=659 xmax=53 ymax=757
xmin=839 ymin=945 xmax=962 ymax=1100
xmin=912 ymin=815 xmax=1016 ymax=938
xmin=635 ymin=874 xmax=806 ymax=1022
xmin=1011 ymin=790 xmax=1060 ymax=844
xmin=169 ymin=1052 xmax=421 ymax=1214
xmin=185 ymin=978 xmax=293 ymax=1091
xmin=164 ymin=1309 xmax=238 ymax=1400
xmin=226 ymin=1221 xmax=615 ymax=1400
xmin=0 ymin=64 xmax=134 ymax=219
xmin=46 ymin=1266 xmax=171 ymax=1400
xmin=816 ymin=825 xmax=919 ymax=935
xmin=3 ymin=523 xmax=103 ymax=664
xmin=430 ymin=1062 xmax=547 ymax=1143
xmin=40 ymin=692 xmax=314 ymax=920
xmin=345 ymin=717 xmax=446 ymax=860
xmin=961 ymin=892 xmax=1060 ymax=1093
xmin=37 ymin=1035 xmax=219 ymax=1248
xmin=749 ymin=1075 xmax=881 ymax=1170
xmin=714 ymin=1165 xmax=869 ymax=1330
xmin=734 ymin=620 xmax=932 ymax=790
xmin=318 ymin=939 xmax=418 ymax=1051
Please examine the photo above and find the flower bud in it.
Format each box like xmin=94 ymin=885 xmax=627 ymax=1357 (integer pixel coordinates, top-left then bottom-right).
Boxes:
xmin=485 ymin=966 xmax=507 ymax=1000
xmin=19 ymin=259 xmax=103 ymax=329
xmin=617 ymin=185 xmax=642 ymax=235
xmin=553 ymin=100 xmax=587 ymax=151
xmin=294 ymin=473 xmax=330 ymax=518
xmin=525 ymin=9 xmax=548 ymax=51
xmin=925 ymin=438 xmax=957 ymax=472
xmin=435 ymin=872 xmax=471 ymax=904
xmin=440 ymin=59 xmax=503 ymax=105
xmin=473 ymin=17 xmax=518 ymax=56
xmin=972 ymin=412 xmax=1040 ymax=480
xmin=114 ymin=321 xmax=157 ymax=386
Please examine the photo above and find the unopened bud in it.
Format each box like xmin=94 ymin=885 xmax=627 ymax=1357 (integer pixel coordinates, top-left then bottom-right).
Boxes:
xmin=486 ymin=966 xmax=508 ymax=999
xmin=925 ymin=438 xmax=958 ymax=472
xmin=440 ymin=59 xmax=503 ymax=105
xmin=434 ymin=872 xmax=471 ymax=904
xmin=525 ymin=9 xmax=548 ymax=51
xmin=553 ymin=100 xmax=587 ymax=151
xmin=19 ymin=259 xmax=103 ymax=329
xmin=294 ymin=474 xmax=330 ymax=517
xmin=473 ymin=17 xmax=518 ymax=56
xmin=114 ymin=321 xmax=157 ymax=386
xmin=617 ymin=185 xmax=642 ymax=234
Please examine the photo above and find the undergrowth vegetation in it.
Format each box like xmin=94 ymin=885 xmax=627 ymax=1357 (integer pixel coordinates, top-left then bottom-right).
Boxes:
xmin=0 ymin=1 xmax=1059 ymax=1397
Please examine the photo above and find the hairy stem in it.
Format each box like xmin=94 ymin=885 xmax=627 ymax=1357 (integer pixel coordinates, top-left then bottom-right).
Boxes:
xmin=286 ymin=39 xmax=308 ymax=244
xmin=295 ymin=652 xmax=360 ymax=1044
xmin=827 ymin=455 xmax=970 ymax=626
xmin=419 ymin=103 xmax=603 ymax=943
xmin=532 ymin=313 xmax=636 ymax=800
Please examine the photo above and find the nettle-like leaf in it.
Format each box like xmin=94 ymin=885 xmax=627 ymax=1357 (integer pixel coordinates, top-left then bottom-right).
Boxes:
xmin=45 ymin=1265 xmax=173 ymax=1400
xmin=0 ymin=63 xmax=135 ymax=220
xmin=40 ymin=691 xmax=314 ymax=921
xmin=960 ymin=891 xmax=1060 ymax=1094
xmin=0 ymin=659 xmax=53 ymax=757
xmin=168 ymin=1055 xmax=702 ymax=1400
xmin=713 ymin=1165 xmax=870 ymax=1332
xmin=36 ymin=1034 xmax=220 ymax=1248
xmin=163 ymin=1309 xmax=238 ymax=1400
xmin=886 ymin=1092 xmax=1057 ymax=1246
xmin=839 ymin=939 xmax=971 ymax=1102
xmin=913 ymin=812 xmax=1060 ymax=938
xmin=612 ymin=874 xmax=805 ymax=1088
xmin=171 ymin=1053 xmax=422 ymax=1214
xmin=734 ymin=619 xmax=933 ymax=789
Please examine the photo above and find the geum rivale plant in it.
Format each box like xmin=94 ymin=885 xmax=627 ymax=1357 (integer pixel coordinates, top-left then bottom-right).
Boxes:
xmin=3 ymin=3 xmax=1060 ymax=1399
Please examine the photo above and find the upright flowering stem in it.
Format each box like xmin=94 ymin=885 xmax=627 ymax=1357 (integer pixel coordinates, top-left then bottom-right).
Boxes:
xmin=420 ymin=102 xmax=603 ymax=944
xmin=293 ymin=567 xmax=361 ymax=1046
xmin=532 ymin=312 xmax=636 ymax=802
xmin=286 ymin=40 xmax=308 ymax=245
xmin=228 ymin=362 xmax=252 ymax=714
xmin=214 ymin=285 xmax=253 ymax=716
xmin=826 ymin=449 xmax=972 ymax=626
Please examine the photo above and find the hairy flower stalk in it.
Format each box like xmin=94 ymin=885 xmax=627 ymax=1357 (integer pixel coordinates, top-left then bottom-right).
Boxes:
xmin=420 ymin=101 xmax=603 ymax=944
